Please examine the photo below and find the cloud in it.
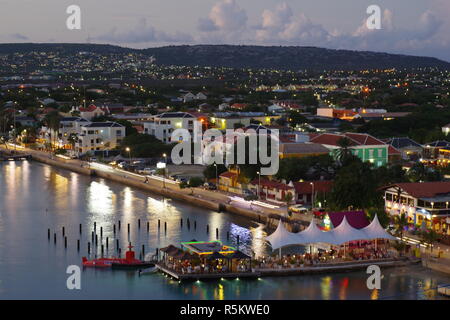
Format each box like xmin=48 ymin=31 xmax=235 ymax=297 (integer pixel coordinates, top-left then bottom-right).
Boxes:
xmin=95 ymin=18 xmax=192 ymax=44
xmin=197 ymin=0 xmax=247 ymax=34
xmin=10 ymin=33 xmax=28 ymax=41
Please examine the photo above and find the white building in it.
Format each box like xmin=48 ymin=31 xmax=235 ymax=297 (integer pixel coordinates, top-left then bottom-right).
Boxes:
xmin=75 ymin=122 xmax=125 ymax=155
xmin=143 ymin=112 xmax=196 ymax=143
xmin=40 ymin=117 xmax=90 ymax=149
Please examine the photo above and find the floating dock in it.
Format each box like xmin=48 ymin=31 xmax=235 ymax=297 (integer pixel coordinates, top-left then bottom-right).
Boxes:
xmin=155 ymin=263 xmax=261 ymax=281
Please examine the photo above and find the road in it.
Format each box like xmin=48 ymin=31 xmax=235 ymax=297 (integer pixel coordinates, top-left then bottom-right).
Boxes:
xmin=1 ymin=145 xmax=287 ymax=218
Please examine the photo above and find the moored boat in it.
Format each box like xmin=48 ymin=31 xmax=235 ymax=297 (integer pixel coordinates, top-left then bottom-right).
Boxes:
xmin=82 ymin=244 xmax=154 ymax=269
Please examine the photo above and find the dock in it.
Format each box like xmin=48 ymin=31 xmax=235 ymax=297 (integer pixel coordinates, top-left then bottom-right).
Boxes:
xmin=156 ymin=257 xmax=419 ymax=281
xmin=0 ymin=153 xmax=32 ymax=161
xmin=155 ymin=263 xmax=261 ymax=281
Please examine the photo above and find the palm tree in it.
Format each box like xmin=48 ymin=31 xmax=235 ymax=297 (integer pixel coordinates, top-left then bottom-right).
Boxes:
xmin=43 ymin=111 xmax=61 ymax=151
xmin=420 ymin=229 xmax=441 ymax=253
xmin=336 ymin=137 xmax=353 ymax=165
xmin=393 ymin=213 xmax=408 ymax=240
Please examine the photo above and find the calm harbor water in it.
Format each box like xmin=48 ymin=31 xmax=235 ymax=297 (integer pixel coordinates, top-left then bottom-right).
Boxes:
xmin=0 ymin=161 xmax=449 ymax=300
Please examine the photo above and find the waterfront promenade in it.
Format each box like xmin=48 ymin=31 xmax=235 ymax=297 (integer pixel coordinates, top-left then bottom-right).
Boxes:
xmin=0 ymin=145 xmax=289 ymax=224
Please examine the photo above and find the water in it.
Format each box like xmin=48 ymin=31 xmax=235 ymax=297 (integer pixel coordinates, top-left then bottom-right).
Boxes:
xmin=0 ymin=161 xmax=449 ymax=300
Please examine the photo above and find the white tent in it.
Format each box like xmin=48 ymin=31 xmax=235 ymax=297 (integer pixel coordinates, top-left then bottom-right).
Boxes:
xmin=329 ymin=216 xmax=367 ymax=245
xmin=265 ymin=219 xmax=303 ymax=250
xmin=296 ymin=218 xmax=335 ymax=244
xmin=361 ymin=214 xmax=396 ymax=240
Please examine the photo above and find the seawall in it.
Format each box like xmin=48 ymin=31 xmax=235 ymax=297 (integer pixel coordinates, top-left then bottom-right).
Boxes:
xmin=6 ymin=148 xmax=265 ymax=222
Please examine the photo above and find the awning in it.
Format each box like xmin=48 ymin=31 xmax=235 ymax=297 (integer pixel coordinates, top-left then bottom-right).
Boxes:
xmin=265 ymin=219 xmax=302 ymax=250
xmin=361 ymin=214 xmax=396 ymax=240
xmin=295 ymin=218 xmax=335 ymax=244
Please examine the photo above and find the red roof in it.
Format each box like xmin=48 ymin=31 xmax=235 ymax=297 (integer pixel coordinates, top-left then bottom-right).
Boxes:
xmin=219 ymin=171 xmax=237 ymax=179
xmin=388 ymin=182 xmax=450 ymax=198
xmin=388 ymin=145 xmax=401 ymax=155
xmin=328 ymin=211 xmax=369 ymax=229
xmin=310 ymin=133 xmax=358 ymax=146
xmin=293 ymin=181 xmax=333 ymax=194
xmin=249 ymin=179 xmax=294 ymax=190
xmin=310 ymin=132 xmax=386 ymax=147
xmin=79 ymin=104 xmax=98 ymax=112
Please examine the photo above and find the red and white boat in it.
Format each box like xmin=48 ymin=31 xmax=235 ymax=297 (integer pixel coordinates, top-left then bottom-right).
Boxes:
xmin=82 ymin=244 xmax=154 ymax=269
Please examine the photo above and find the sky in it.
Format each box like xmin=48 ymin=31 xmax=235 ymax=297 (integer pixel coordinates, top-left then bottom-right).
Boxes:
xmin=0 ymin=0 xmax=449 ymax=61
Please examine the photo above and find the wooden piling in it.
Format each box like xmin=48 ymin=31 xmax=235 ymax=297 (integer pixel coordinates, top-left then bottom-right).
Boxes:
xmin=147 ymin=222 xmax=149 ymax=232
xmin=127 ymin=223 xmax=130 ymax=234
xmin=100 ymin=226 xmax=103 ymax=238
xmin=142 ymin=244 xmax=145 ymax=256
xmin=138 ymin=219 xmax=141 ymax=228
xmin=64 ymin=236 xmax=67 ymax=248
xmin=62 ymin=226 xmax=65 ymax=237
xmin=77 ymin=239 xmax=80 ymax=251
xmin=79 ymin=223 xmax=82 ymax=234
xmin=54 ymin=233 xmax=56 ymax=244
xmin=216 ymin=228 xmax=219 ymax=239
xmin=48 ymin=228 xmax=50 ymax=240
xmin=113 ymin=224 xmax=116 ymax=234
xmin=207 ymin=224 xmax=209 ymax=234
xmin=118 ymin=220 xmax=121 ymax=230
xmin=88 ymin=242 xmax=90 ymax=254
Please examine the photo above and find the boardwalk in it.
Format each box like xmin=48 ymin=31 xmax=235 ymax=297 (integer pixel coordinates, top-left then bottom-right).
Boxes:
xmin=155 ymin=263 xmax=261 ymax=281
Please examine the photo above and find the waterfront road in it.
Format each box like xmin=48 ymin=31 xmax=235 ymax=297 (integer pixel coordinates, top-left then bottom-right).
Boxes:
xmin=0 ymin=145 xmax=289 ymax=219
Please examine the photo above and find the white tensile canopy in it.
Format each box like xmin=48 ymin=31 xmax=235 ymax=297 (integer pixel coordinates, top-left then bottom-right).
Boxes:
xmin=330 ymin=216 xmax=368 ymax=245
xmin=265 ymin=215 xmax=396 ymax=250
xmin=296 ymin=218 xmax=335 ymax=244
xmin=265 ymin=219 xmax=303 ymax=250
xmin=361 ymin=214 xmax=396 ymax=240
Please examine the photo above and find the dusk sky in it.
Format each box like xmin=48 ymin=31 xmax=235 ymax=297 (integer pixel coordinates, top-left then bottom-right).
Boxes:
xmin=1 ymin=0 xmax=449 ymax=61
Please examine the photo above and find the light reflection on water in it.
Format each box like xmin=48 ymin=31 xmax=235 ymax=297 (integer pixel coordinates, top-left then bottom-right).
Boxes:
xmin=0 ymin=161 xmax=450 ymax=300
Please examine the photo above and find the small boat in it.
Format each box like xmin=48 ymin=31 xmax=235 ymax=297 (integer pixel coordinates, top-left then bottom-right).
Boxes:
xmin=82 ymin=244 xmax=154 ymax=269
xmin=138 ymin=266 xmax=158 ymax=275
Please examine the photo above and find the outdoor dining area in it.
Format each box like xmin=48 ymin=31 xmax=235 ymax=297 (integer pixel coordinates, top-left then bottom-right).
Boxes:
xmin=156 ymin=240 xmax=258 ymax=280
xmin=261 ymin=214 xmax=400 ymax=270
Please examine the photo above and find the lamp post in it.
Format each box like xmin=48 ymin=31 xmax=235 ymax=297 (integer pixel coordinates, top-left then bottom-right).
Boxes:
xmin=257 ymin=171 xmax=261 ymax=200
xmin=310 ymin=182 xmax=314 ymax=209
xmin=214 ymin=163 xmax=218 ymax=189
xmin=125 ymin=147 xmax=131 ymax=164
xmin=163 ymin=153 xmax=167 ymax=188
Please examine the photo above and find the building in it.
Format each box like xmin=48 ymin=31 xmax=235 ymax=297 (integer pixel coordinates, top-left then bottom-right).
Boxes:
xmin=316 ymin=108 xmax=357 ymax=120
xmin=143 ymin=112 xmax=196 ymax=143
xmin=293 ymin=180 xmax=333 ymax=206
xmin=71 ymin=104 xmax=107 ymax=120
xmin=423 ymin=141 xmax=450 ymax=159
xmin=40 ymin=117 xmax=90 ymax=149
xmin=248 ymin=179 xmax=295 ymax=204
xmin=279 ymin=142 xmax=330 ymax=159
xmin=210 ymin=112 xmax=280 ymax=130
xmin=75 ymin=122 xmax=125 ymax=155
xmin=385 ymin=137 xmax=423 ymax=160
xmin=442 ymin=124 xmax=450 ymax=135
xmin=309 ymin=132 xmax=389 ymax=167
xmin=383 ymin=182 xmax=450 ymax=234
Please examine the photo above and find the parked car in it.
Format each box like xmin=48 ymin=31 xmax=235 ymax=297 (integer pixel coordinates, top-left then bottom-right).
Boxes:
xmin=242 ymin=189 xmax=255 ymax=197
xmin=289 ymin=205 xmax=309 ymax=214
xmin=204 ymin=182 xmax=217 ymax=190
xmin=140 ymin=168 xmax=156 ymax=175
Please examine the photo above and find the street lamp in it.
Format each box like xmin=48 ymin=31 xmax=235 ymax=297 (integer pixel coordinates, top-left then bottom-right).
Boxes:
xmin=257 ymin=171 xmax=261 ymax=200
xmin=214 ymin=163 xmax=218 ymax=189
xmin=125 ymin=147 xmax=131 ymax=164
xmin=310 ymin=182 xmax=314 ymax=209
xmin=162 ymin=153 xmax=167 ymax=188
